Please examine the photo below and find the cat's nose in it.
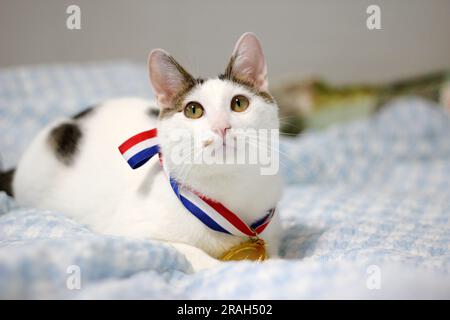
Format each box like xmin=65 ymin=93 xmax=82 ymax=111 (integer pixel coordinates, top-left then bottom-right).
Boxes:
xmin=213 ymin=125 xmax=231 ymax=139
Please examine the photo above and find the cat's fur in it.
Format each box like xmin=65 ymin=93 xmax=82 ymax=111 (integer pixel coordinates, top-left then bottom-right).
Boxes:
xmin=3 ymin=33 xmax=283 ymax=271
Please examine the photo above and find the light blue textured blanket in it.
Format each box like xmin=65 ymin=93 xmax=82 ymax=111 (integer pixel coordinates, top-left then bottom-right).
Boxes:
xmin=0 ymin=63 xmax=449 ymax=299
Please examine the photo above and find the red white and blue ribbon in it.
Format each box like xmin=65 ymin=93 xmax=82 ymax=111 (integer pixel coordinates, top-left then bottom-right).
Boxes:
xmin=119 ymin=128 xmax=159 ymax=169
xmin=118 ymin=128 xmax=275 ymax=237
xmin=170 ymin=177 xmax=275 ymax=236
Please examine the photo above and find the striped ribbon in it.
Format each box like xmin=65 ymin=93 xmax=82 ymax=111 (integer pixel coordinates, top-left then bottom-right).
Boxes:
xmin=118 ymin=128 xmax=275 ymax=237
xmin=118 ymin=128 xmax=159 ymax=169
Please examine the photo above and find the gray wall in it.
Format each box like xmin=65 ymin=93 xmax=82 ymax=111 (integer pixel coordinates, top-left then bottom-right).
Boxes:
xmin=1 ymin=0 xmax=449 ymax=84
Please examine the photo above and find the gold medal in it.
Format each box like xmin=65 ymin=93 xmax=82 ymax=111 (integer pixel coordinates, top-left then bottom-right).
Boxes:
xmin=220 ymin=238 xmax=267 ymax=262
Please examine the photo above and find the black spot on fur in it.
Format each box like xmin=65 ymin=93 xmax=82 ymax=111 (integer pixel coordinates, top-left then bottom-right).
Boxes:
xmin=48 ymin=123 xmax=82 ymax=165
xmin=148 ymin=108 xmax=160 ymax=117
xmin=0 ymin=169 xmax=15 ymax=197
xmin=72 ymin=106 xmax=94 ymax=120
xmin=195 ymin=77 xmax=204 ymax=84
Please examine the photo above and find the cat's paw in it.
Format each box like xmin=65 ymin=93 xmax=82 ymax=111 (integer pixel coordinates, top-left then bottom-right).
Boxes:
xmin=171 ymin=242 xmax=221 ymax=272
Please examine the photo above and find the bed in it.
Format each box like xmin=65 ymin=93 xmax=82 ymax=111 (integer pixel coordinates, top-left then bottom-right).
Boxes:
xmin=1 ymin=63 xmax=449 ymax=299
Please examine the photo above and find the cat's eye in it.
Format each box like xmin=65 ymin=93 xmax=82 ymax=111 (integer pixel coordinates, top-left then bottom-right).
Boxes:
xmin=231 ymin=95 xmax=249 ymax=112
xmin=184 ymin=102 xmax=204 ymax=119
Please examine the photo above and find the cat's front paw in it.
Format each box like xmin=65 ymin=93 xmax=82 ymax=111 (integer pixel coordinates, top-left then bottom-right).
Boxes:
xmin=171 ymin=242 xmax=221 ymax=272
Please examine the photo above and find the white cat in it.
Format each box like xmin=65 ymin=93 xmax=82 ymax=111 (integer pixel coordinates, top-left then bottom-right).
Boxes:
xmin=4 ymin=33 xmax=283 ymax=271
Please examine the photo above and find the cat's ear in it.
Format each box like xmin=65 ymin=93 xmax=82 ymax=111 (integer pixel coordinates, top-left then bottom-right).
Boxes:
xmin=225 ymin=32 xmax=268 ymax=91
xmin=148 ymin=49 xmax=195 ymax=108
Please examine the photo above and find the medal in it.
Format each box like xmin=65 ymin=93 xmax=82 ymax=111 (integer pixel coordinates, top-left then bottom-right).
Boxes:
xmin=220 ymin=238 xmax=266 ymax=262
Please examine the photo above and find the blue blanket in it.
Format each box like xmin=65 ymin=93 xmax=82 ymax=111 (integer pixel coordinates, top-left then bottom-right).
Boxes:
xmin=1 ymin=63 xmax=449 ymax=299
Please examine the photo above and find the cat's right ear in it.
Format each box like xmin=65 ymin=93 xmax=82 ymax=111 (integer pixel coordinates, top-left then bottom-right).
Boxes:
xmin=148 ymin=49 xmax=194 ymax=108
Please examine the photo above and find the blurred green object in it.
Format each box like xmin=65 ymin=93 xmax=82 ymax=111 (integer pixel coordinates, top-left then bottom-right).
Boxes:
xmin=273 ymin=71 xmax=450 ymax=135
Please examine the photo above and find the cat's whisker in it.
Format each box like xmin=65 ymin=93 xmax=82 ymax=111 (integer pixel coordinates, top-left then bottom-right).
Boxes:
xmin=242 ymin=134 xmax=290 ymax=156
xmin=244 ymin=139 xmax=312 ymax=178
xmin=244 ymin=141 xmax=293 ymax=166
xmin=244 ymin=135 xmax=299 ymax=166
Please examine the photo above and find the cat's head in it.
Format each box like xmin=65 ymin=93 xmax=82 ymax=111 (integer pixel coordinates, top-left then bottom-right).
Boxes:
xmin=148 ymin=32 xmax=279 ymax=182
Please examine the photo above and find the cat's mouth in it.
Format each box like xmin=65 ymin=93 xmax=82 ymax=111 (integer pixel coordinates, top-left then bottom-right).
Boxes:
xmin=201 ymin=136 xmax=237 ymax=150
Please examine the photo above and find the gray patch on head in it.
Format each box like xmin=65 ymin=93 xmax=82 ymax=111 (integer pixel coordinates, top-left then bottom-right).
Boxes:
xmin=0 ymin=168 xmax=15 ymax=197
xmin=48 ymin=122 xmax=82 ymax=165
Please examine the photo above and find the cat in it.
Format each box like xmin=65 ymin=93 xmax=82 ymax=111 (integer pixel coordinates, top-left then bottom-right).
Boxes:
xmin=0 ymin=33 xmax=283 ymax=271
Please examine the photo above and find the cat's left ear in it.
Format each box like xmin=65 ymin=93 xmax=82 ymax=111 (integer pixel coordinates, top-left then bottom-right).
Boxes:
xmin=225 ymin=32 xmax=268 ymax=91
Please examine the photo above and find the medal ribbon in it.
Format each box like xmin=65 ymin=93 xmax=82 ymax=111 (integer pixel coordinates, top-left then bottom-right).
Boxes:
xmin=118 ymin=128 xmax=275 ymax=237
